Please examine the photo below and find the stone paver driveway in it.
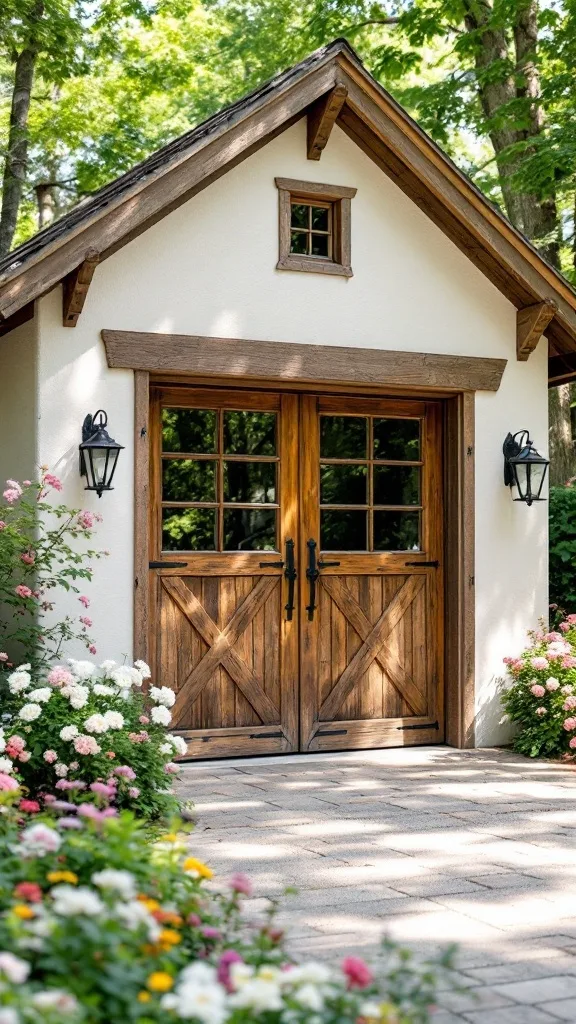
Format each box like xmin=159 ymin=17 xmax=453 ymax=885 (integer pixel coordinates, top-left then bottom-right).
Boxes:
xmin=176 ymin=746 xmax=576 ymax=1023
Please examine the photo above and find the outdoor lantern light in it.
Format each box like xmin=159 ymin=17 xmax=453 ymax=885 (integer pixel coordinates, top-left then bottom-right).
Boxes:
xmin=503 ymin=429 xmax=550 ymax=507
xmin=79 ymin=409 xmax=124 ymax=497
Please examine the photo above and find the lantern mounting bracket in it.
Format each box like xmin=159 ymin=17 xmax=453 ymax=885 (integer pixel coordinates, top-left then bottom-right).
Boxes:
xmin=502 ymin=429 xmax=528 ymax=487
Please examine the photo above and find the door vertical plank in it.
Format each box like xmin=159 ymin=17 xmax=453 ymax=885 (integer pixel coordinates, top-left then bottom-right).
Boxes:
xmin=280 ymin=393 xmax=300 ymax=748
xmin=299 ymin=395 xmax=320 ymax=748
xmin=134 ymin=370 xmax=150 ymax=663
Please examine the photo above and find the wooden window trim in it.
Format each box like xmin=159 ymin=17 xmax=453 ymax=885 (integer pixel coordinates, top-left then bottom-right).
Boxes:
xmin=275 ymin=177 xmax=356 ymax=278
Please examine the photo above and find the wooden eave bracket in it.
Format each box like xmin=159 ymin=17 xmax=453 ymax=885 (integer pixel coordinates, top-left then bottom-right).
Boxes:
xmin=62 ymin=248 xmax=100 ymax=327
xmin=517 ymin=298 xmax=557 ymax=361
xmin=307 ymin=83 xmax=348 ymax=160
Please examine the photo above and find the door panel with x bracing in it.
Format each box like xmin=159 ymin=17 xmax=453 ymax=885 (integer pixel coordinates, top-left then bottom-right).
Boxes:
xmin=299 ymin=394 xmax=444 ymax=751
xmin=148 ymin=387 xmax=299 ymax=758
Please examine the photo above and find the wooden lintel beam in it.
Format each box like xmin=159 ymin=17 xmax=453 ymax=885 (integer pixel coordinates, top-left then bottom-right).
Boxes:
xmin=548 ymin=351 xmax=576 ymax=386
xmin=307 ymin=84 xmax=348 ymax=160
xmin=517 ymin=298 xmax=557 ymax=361
xmin=62 ymin=248 xmax=100 ymax=327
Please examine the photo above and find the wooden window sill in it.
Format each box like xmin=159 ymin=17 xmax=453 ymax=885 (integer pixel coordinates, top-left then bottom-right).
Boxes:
xmin=276 ymin=256 xmax=353 ymax=277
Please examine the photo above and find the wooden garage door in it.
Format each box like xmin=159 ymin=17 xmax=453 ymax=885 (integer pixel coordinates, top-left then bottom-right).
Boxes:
xmin=149 ymin=387 xmax=443 ymax=757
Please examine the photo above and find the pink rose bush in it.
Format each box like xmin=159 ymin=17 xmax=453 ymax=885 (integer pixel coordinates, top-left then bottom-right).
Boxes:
xmin=2 ymin=658 xmax=188 ymax=820
xmin=502 ymin=615 xmax=576 ymax=758
xmin=0 ymin=783 xmax=450 ymax=1024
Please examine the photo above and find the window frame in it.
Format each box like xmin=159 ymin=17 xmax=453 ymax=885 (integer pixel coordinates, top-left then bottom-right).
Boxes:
xmin=275 ymin=177 xmax=357 ymax=278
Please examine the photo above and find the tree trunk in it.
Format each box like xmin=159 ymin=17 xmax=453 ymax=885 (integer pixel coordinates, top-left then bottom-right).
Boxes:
xmin=549 ymin=384 xmax=576 ymax=486
xmin=0 ymin=47 xmax=37 ymax=255
xmin=35 ymin=183 xmax=56 ymax=229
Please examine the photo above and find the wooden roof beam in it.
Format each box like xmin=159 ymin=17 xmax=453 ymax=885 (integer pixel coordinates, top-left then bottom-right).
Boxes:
xmin=517 ymin=298 xmax=557 ymax=361
xmin=62 ymin=249 xmax=100 ymax=327
xmin=307 ymin=83 xmax=348 ymax=160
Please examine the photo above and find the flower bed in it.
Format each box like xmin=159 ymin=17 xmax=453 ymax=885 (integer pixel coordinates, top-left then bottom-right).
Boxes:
xmin=0 ymin=786 xmax=452 ymax=1024
xmin=1 ymin=659 xmax=186 ymax=820
xmin=502 ymin=616 xmax=576 ymax=758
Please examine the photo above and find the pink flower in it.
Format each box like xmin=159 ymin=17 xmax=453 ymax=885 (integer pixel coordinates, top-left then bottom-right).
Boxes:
xmin=568 ymin=615 xmax=576 ymax=625
xmin=128 ymin=731 xmax=148 ymax=744
xmin=43 ymin=750 xmax=57 ymax=763
xmin=562 ymin=656 xmax=576 ymax=669
xmin=164 ymin=762 xmax=179 ymax=774
xmin=546 ymin=678 xmax=560 ymax=691
xmin=570 ymin=737 xmax=576 ymax=749
xmin=128 ymin=787 xmax=140 ymax=798
xmin=22 ymin=480 xmax=31 ymax=487
xmin=89 ymin=645 xmax=97 ymax=655
xmin=105 ymin=751 xmax=116 ymax=759
xmin=20 ymin=551 xmax=35 ymax=565
xmin=69 ymin=761 xmax=79 ymax=770
xmin=18 ymin=751 xmax=31 ymax=762
xmin=563 ymin=697 xmax=576 ymax=711
xmin=79 ymin=616 xmax=92 ymax=627
xmin=113 ymin=765 xmax=136 ymax=780
xmin=544 ymin=632 xmax=563 ymax=643
xmin=229 ymin=873 xmax=253 ymax=897
xmin=73 ymin=735 xmax=101 ymax=755
xmin=510 ymin=659 xmax=524 ymax=673
xmin=217 ymin=950 xmax=244 ymax=991
xmin=531 ymin=684 xmax=546 ymax=697
xmin=55 ymin=780 xmax=86 ymax=790
xmin=563 ymin=718 xmax=576 ymax=732
xmin=531 ymin=657 xmax=549 ymax=671
xmin=139 ymin=715 xmax=150 ymax=725
xmin=187 ymin=913 xmax=201 ymax=927
xmin=342 ymin=956 xmax=373 ymax=990
xmin=0 ymin=772 xmax=18 ymax=791
xmin=3 ymin=481 xmax=21 ymax=503
xmin=560 ymin=622 xmax=571 ymax=633
xmin=78 ymin=596 xmax=90 ymax=609
xmin=15 ymin=585 xmax=33 ymax=599
xmin=43 ymin=473 xmax=62 ymax=491
xmin=47 ymin=666 xmax=74 ymax=687
xmin=77 ymin=511 xmax=95 ymax=530
xmin=90 ymin=781 xmax=116 ymax=798
xmin=202 ymin=927 xmax=222 ymax=940
xmin=536 ymin=707 xmax=547 ymax=716
xmin=0 ymin=522 xmax=6 ymax=531
xmin=14 ymin=881 xmax=42 ymax=902
xmin=7 ymin=736 xmax=25 ymax=754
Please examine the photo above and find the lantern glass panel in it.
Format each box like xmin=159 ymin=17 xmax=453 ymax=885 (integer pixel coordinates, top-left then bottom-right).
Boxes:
xmin=529 ymin=461 xmax=547 ymax=500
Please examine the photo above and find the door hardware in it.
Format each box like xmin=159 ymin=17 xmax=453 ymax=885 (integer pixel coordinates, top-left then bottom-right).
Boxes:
xmin=306 ymin=540 xmax=341 ymax=621
xmin=405 ymin=560 xmax=439 ymax=568
xmin=397 ymin=721 xmax=439 ymax=731
xmin=149 ymin=560 xmax=188 ymax=569
xmin=250 ymin=731 xmax=283 ymax=739
xmin=260 ymin=539 xmax=297 ymax=621
xmin=316 ymin=728 xmax=348 ymax=736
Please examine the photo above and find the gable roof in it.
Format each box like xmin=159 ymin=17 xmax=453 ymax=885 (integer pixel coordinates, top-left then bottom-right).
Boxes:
xmin=2 ymin=37 xmax=576 ymax=370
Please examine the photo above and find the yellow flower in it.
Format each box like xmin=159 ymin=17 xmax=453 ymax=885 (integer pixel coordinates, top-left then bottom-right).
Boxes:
xmin=158 ymin=928 xmax=181 ymax=948
xmin=147 ymin=972 xmax=174 ymax=993
xmin=137 ymin=991 xmax=151 ymax=1003
xmin=182 ymin=857 xmax=213 ymax=879
xmin=13 ymin=904 xmax=34 ymax=920
xmin=47 ymin=870 xmax=78 ymax=885
xmin=137 ymin=895 xmax=160 ymax=912
xmin=161 ymin=833 xmax=179 ymax=842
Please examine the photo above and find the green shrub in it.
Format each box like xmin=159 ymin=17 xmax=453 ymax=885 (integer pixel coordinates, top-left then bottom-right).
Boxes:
xmin=550 ymin=484 xmax=576 ymax=609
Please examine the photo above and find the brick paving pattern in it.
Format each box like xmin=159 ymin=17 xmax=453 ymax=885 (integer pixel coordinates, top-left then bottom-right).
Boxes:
xmin=176 ymin=746 xmax=576 ymax=1022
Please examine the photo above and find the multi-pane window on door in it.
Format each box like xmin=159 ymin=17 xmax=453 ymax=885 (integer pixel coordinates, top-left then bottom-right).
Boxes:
xmin=161 ymin=407 xmax=279 ymax=551
xmin=319 ymin=415 xmax=422 ymax=552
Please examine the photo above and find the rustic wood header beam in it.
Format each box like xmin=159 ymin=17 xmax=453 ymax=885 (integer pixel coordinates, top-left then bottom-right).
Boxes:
xmin=516 ymin=299 xmax=557 ymax=361
xmin=548 ymin=351 xmax=576 ymax=386
xmin=62 ymin=249 xmax=100 ymax=327
xmin=102 ymin=329 xmax=507 ymax=392
xmin=307 ymin=83 xmax=348 ymax=160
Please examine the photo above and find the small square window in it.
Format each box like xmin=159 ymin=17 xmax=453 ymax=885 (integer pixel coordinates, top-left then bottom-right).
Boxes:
xmin=275 ymin=177 xmax=356 ymax=277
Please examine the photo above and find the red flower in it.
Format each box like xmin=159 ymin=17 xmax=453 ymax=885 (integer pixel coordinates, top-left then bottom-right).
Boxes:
xmin=342 ymin=956 xmax=373 ymax=989
xmin=19 ymin=799 xmax=40 ymax=814
xmin=14 ymin=882 xmax=42 ymax=903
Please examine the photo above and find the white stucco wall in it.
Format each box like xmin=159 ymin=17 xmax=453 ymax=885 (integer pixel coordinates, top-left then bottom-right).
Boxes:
xmin=35 ymin=117 xmax=548 ymax=745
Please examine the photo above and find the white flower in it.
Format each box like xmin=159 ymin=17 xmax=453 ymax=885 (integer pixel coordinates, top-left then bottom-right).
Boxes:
xmin=160 ymin=742 xmax=173 ymax=754
xmin=230 ymin=963 xmax=254 ymax=989
xmin=31 ymin=991 xmax=79 ymax=1014
xmin=99 ymin=660 xmax=117 ymax=673
xmin=0 ymin=728 xmax=5 ymax=754
xmin=169 ymin=734 xmax=188 ymax=756
xmin=562 ymin=684 xmax=574 ymax=694
xmin=134 ymin=659 xmax=152 ymax=679
xmin=293 ymin=983 xmax=325 ymax=1011
xmin=28 ymin=687 xmax=51 ymax=703
xmin=0 ymin=1009 xmax=20 ymax=1024
xmin=92 ymin=869 xmax=136 ymax=900
xmin=0 ymin=756 xmax=14 ymax=774
xmin=150 ymin=685 xmax=176 ymax=708
xmin=59 ymin=725 xmax=79 ymax=741
xmin=84 ymin=713 xmax=109 ymax=734
xmin=93 ymin=683 xmax=115 ymax=696
xmin=111 ymin=666 xmax=142 ymax=689
xmin=55 ymin=763 xmax=69 ymax=777
xmin=546 ymin=677 xmax=560 ymax=691
xmin=114 ymin=900 xmax=160 ymax=939
xmin=18 ymin=703 xmax=42 ymax=722
xmin=19 ymin=824 xmax=61 ymax=858
xmin=8 ymin=670 xmax=31 ymax=694
xmin=51 ymin=885 xmax=104 ymax=917
xmin=284 ymin=963 xmax=333 ymax=986
xmin=103 ymin=710 xmax=124 ymax=730
xmin=167 ymin=964 xmax=227 ymax=1024
xmin=150 ymin=705 xmax=171 ymax=726
xmin=62 ymin=684 xmax=89 ymax=710
xmin=67 ymin=659 xmax=96 ymax=680
xmin=229 ymin=978 xmax=283 ymax=1013
xmin=0 ymin=951 xmax=30 ymax=983
xmin=359 ymin=1002 xmax=382 ymax=1020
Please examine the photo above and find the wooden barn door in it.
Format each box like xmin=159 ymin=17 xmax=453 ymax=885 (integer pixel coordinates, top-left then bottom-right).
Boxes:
xmin=149 ymin=387 xmax=299 ymax=758
xmin=299 ymin=395 xmax=444 ymax=751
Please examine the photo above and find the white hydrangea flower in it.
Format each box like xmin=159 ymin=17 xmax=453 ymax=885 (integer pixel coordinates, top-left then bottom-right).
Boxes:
xmin=111 ymin=666 xmax=142 ymax=689
xmin=30 ymin=991 xmax=79 ymax=1014
xmin=19 ymin=823 xmax=61 ymax=857
xmin=150 ymin=705 xmax=171 ymax=726
xmin=18 ymin=703 xmax=42 ymax=722
xmin=93 ymin=683 xmax=115 ymax=697
xmin=55 ymin=763 xmax=69 ymax=777
xmin=0 ymin=1007 xmax=20 ymax=1024
xmin=8 ymin=670 xmax=31 ymax=694
xmin=28 ymin=687 xmax=52 ymax=703
xmin=60 ymin=725 xmax=79 ymax=741
xmin=103 ymin=710 xmax=124 ymax=730
xmin=67 ymin=659 xmax=96 ymax=680
xmin=51 ymin=885 xmax=104 ymax=917
xmin=62 ymin=684 xmax=89 ymax=710
xmin=0 ymin=756 xmax=14 ymax=774
xmin=169 ymin=734 xmax=188 ymax=756
xmin=0 ymin=728 xmax=5 ymax=754
xmin=99 ymin=660 xmax=117 ymax=674
xmin=92 ymin=869 xmax=136 ymax=900
xmin=84 ymin=713 xmax=109 ymax=734
xmin=0 ymin=951 xmax=30 ymax=983
xmin=150 ymin=685 xmax=176 ymax=708
xmin=134 ymin=659 xmax=152 ymax=679
xmin=160 ymin=742 xmax=173 ymax=754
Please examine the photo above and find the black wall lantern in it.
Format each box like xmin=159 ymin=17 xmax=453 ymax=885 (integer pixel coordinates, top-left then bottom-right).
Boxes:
xmin=79 ymin=410 xmax=124 ymax=497
xmin=503 ymin=430 xmax=549 ymax=506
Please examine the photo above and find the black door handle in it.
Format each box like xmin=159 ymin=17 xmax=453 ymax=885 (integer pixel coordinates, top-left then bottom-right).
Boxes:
xmin=306 ymin=540 xmax=340 ymax=621
xmin=261 ymin=539 xmax=297 ymax=621
xmin=149 ymin=561 xmax=188 ymax=569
